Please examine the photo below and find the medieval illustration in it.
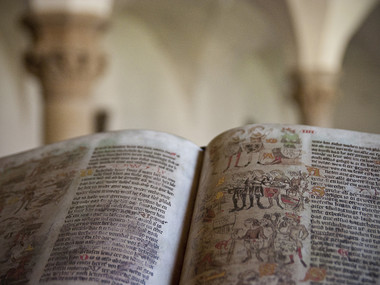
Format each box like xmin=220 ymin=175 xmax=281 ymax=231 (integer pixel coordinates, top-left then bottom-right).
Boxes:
xmin=186 ymin=169 xmax=312 ymax=284
xmin=258 ymin=128 xmax=303 ymax=166
xmin=184 ymin=126 xmax=314 ymax=284
xmin=0 ymin=146 xmax=89 ymax=283
xmin=206 ymin=126 xmax=303 ymax=178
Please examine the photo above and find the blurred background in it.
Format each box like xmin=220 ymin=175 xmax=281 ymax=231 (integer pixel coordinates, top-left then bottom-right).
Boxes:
xmin=0 ymin=0 xmax=379 ymax=157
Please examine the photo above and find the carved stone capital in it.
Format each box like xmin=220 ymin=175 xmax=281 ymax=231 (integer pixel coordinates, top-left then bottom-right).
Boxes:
xmin=23 ymin=12 xmax=107 ymax=101
xmin=23 ymin=12 xmax=108 ymax=143
xmin=293 ymin=70 xmax=341 ymax=127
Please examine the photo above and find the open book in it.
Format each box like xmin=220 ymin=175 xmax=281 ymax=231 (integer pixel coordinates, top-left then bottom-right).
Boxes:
xmin=1 ymin=124 xmax=379 ymax=284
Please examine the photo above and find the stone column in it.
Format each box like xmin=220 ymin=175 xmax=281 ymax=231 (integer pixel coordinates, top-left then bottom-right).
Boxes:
xmin=286 ymin=0 xmax=376 ymax=127
xmin=23 ymin=13 xmax=107 ymax=143
xmin=293 ymin=70 xmax=340 ymax=127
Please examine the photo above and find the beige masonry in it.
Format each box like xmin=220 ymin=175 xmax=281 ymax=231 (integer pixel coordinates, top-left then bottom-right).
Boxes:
xmin=293 ymin=70 xmax=340 ymax=127
xmin=23 ymin=12 xmax=107 ymax=143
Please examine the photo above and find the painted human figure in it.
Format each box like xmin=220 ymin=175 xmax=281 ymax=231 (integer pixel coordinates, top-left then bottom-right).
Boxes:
xmin=227 ymin=174 xmax=247 ymax=212
xmin=245 ymin=171 xmax=270 ymax=209
xmin=281 ymin=172 xmax=309 ymax=211
xmin=278 ymin=213 xmax=308 ymax=267
xmin=246 ymin=170 xmax=288 ymax=210
xmin=261 ymin=171 xmax=291 ymax=209
xmin=259 ymin=213 xmax=281 ymax=262
xmin=223 ymin=126 xmax=265 ymax=172
xmin=223 ymin=129 xmax=245 ymax=172
xmin=290 ymin=172 xmax=309 ymax=211
xmin=262 ymin=175 xmax=284 ymax=209
xmin=240 ymin=134 xmax=265 ymax=167
xmin=237 ymin=218 xmax=266 ymax=262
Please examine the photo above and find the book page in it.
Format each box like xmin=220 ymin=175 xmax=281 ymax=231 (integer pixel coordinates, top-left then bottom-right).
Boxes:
xmin=180 ymin=124 xmax=380 ymax=285
xmin=0 ymin=130 xmax=202 ymax=285
xmin=0 ymin=143 xmax=91 ymax=284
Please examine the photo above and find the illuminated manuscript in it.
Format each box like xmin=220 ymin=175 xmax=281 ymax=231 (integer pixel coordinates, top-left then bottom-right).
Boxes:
xmin=0 ymin=125 xmax=379 ymax=284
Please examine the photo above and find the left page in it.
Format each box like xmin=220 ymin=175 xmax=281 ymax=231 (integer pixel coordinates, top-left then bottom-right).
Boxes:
xmin=0 ymin=130 xmax=202 ymax=284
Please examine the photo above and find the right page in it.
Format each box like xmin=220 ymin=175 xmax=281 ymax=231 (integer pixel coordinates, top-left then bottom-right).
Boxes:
xmin=180 ymin=124 xmax=380 ymax=285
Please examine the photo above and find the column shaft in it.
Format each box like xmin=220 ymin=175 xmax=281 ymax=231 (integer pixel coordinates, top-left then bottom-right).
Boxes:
xmin=293 ymin=70 xmax=340 ymax=127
